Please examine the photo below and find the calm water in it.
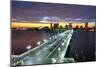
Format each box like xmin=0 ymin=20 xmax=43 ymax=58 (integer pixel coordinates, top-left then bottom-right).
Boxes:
xmin=65 ymin=31 xmax=96 ymax=62
xmin=12 ymin=30 xmax=55 ymax=55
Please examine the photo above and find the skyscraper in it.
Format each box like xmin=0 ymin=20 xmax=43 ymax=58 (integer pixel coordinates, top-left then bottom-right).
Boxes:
xmin=69 ymin=23 xmax=72 ymax=29
xmin=85 ymin=22 xmax=89 ymax=31
xmin=53 ymin=23 xmax=59 ymax=29
xmin=50 ymin=23 xmax=53 ymax=29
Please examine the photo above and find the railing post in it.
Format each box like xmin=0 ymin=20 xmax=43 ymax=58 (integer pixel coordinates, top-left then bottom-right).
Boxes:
xmin=21 ymin=60 xmax=24 ymax=65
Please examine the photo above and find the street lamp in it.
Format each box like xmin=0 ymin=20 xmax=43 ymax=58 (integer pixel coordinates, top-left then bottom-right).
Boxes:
xmin=58 ymin=47 xmax=61 ymax=51
xmin=26 ymin=45 xmax=32 ymax=50
xmin=61 ymin=42 xmax=64 ymax=46
xmin=37 ymin=41 xmax=41 ymax=45
xmin=26 ymin=45 xmax=32 ymax=57
xmin=44 ymin=39 xmax=47 ymax=42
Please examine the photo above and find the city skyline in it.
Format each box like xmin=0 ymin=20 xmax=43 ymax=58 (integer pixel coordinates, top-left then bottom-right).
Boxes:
xmin=11 ymin=1 xmax=96 ymax=66
xmin=11 ymin=21 xmax=95 ymax=29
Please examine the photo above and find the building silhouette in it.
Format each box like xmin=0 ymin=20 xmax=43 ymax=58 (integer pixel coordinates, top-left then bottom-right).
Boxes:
xmin=80 ymin=25 xmax=83 ymax=30
xmin=93 ymin=26 xmax=96 ymax=32
xmin=69 ymin=23 xmax=72 ymax=29
xmin=53 ymin=23 xmax=59 ymax=29
xmin=50 ymin=23 xmax=53 ymax=29
xmin=65 ymin=25 xmax=68 ymax=29
xmin=85 ymin=22 xmax=89 ymax=31
xmin=85 ymin=22 xmax=88 ymax=28
xmin=76 ymin=25 xmax=79 ymax=29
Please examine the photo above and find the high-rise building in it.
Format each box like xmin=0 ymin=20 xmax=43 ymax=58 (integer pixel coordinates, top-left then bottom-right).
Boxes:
xmin=85 ymin=22 xmax=89 ymax=31
xmin=53 ymin=23 xmax=59 ymax=29
xmin=69 ymin=23 xmax=72 ymax=29
xmin=50 ymin=23 xmax=53 ymax=29
xmin=85 ymin=22 xmax=88 ymax=28
xmin=65 ymin=25 xmax=68 ymax=29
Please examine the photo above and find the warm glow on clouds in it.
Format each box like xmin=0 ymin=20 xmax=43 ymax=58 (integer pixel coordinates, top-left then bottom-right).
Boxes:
xmin=88 ymin=23 xmax=96 ymax=27
xmin=11 ymin=21 xmax=95 ymax=28
xmin=11 ymin=22 xmax=50 ymax=28
xmin=59 ymin=22 xmax=69 ymax=28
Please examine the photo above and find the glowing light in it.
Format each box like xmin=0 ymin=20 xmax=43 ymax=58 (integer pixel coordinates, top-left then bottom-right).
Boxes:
xmin=58 ymin=48 xmax=61 ymax=51
xmin=44 ymin=39 xmax=47 ymax=42
xmin=37 ymin=41 xmax=41 ymax=45
xmin=11 ymin=22 xmax=51 ymax=28
xmin=26 ymin=45 xmax=31 ymax=50
xmin=11 ymin=22 xmax=95 ymax=29
xmin=52 ymin=58 xmax=56 ymax=63
xmin=61 ymin=43 xmax=64 ymax=46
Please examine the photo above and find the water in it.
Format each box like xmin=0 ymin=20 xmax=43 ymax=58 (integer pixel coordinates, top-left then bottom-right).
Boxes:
xmin=11 ymin=30 xmax=55 ymax=55
xmin=65 ymin=31 xmax=96 ymax=62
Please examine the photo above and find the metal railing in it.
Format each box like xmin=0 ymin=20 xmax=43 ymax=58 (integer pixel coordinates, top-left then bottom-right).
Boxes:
xmin=11 ymin=29 xmax=74 ymax=66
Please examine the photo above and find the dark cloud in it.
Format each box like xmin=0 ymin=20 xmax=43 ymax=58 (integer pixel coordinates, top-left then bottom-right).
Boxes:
xmin=12 ymin=1 xmax=96 ymax=22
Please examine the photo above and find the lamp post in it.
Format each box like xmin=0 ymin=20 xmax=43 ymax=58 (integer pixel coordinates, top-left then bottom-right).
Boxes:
xmin=61 ymin=42 xmax=64 ymax=46
xmin=37 ymin=41 xmax=41 ymax=45
xmin=26 ymin=45 xmax=32 ymax=50
xmin=58 ymin=47 xmax=61 ymax=57
xmin=26 ymin=45 xmax=32 ymax=57
xmin=58 ymin=47 xmax=61 ymax=51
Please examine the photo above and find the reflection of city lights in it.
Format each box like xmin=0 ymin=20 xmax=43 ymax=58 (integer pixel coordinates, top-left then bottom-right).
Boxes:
xmin=26 ymin=45 xmax=31 ymax=50
xmin=37 ymin=41 xmax=41 ymax=45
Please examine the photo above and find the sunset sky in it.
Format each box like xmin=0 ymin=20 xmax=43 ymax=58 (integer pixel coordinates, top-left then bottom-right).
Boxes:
xmin=11 ymin=0 xmax=96 ymax=28
xmin=11 ymin=22 xmax=95 ymax=28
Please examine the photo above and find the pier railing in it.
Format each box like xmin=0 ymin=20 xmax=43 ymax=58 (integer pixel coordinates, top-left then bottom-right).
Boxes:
xmin=11 ymin=29 xmax=74 ymax=66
